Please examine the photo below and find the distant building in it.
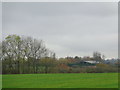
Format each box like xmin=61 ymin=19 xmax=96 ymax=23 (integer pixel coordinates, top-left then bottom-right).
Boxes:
xmin=84 ymin=61 xmax=100 ymax=64
xmin=103 ymin=59 xmax=118 ymax=64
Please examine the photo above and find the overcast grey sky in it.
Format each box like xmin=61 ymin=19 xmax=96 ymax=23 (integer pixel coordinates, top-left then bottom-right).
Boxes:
xmin=0 ymin=2 xmax=2 ymax=42
xmin=2 ymin=2 xmax=118 ymax=58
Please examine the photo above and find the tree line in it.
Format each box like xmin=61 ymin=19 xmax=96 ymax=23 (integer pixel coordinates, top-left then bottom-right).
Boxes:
xmin=1 ymin=35 xmax=119 ymax=74
xmin=1 ymin=35 xmax=56 ymax=74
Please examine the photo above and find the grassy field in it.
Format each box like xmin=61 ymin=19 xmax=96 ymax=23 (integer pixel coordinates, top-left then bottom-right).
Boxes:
xmin=2 ymin=73 xmax=118 ymax=88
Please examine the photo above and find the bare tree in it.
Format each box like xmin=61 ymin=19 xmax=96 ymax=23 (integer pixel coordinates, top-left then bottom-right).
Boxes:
xmin=93 ymin=51 xmax=102 ymax=62
xmin=2 ymin=35 xmax=55 ymax=74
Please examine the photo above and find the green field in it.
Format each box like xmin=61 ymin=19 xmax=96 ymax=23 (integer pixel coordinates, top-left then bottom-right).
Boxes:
xmin=2 ymin=73 xmax=118 ymax=88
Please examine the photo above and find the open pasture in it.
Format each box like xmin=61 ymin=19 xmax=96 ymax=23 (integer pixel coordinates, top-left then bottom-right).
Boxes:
xmin=2 ymin=73 xmax=118 ymax=88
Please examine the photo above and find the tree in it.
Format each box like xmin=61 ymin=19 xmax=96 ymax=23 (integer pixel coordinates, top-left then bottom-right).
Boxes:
xmin=2 ymin=35 xmax=55 ymax=74
xmin=74 ymin=56 xmax=79 ymax=60
xmin=40 ymin=57 xmax=56 ymax=73
xmin=93 ymin=51 xmax=102 ymax=62
xmin=0 ymin=42 xmax=2 ymax=74
xmin=102 ymin=55 xmax=105 ymax=60
xmin=2 ymin=35 xmax=22 ymax=74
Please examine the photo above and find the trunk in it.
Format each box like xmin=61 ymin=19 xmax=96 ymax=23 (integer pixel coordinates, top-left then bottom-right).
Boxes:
xmin=33 ymin=60 xmax=36 ymax=73
xmin=17 ymin=61 xmax=19 ymax=74
xmin=45 ymin=66 xmax=48 ymax=73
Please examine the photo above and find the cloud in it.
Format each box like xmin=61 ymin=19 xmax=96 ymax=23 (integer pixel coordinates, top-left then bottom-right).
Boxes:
xmin=2 ymin=2 xmax=118 ymax=58
xmin=0 ymin=2 xmax=2 ymax=42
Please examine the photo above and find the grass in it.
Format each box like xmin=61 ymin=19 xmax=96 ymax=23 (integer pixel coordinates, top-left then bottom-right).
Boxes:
xmin=2 ymin=73 xmax=118 ymax=88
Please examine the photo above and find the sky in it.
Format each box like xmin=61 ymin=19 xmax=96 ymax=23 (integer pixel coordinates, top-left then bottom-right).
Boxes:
xmin=0 ymin=2 xmax=2 ymax=42
xmin=2 ymin=2 xmax=118 ymax=58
